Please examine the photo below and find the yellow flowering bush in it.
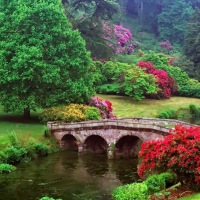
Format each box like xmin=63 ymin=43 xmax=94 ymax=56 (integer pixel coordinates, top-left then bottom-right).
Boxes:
xmin=40 ymin=104 xmax=101 ymax=123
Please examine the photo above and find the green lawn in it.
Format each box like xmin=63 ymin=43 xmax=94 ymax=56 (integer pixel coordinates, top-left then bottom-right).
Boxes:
xmin=0 ymin=95 xmax=200 ymax=146
xmin=178 ymin=194 xmax=200 ymax=200
xmin=0 ymin=107 xmax=44 ymax=147
xmin=98 ymin=94 xmax=200 ymax=118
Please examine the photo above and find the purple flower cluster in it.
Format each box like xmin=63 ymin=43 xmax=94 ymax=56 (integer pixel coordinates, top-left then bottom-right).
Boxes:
xmin=103 ymin=22 xmax=134 ymax=54
xmin=89 ymin=97 xmax=116 ymax=119
xmin=160 ymin=40 xmax=173 ymax=51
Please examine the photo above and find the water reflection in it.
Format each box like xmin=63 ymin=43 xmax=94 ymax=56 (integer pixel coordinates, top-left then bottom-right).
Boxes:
xmin=0 ymin=152 xmax=139 ymax=200
xmin=81 ymin=154 xmax=109 ymax=177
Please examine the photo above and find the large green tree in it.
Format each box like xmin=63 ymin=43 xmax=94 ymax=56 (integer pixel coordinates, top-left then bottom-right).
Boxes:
xmin=0 ymin=0 xmax=94 ymax=118
xmin=183 ymin=7 xmax=200 ymax=80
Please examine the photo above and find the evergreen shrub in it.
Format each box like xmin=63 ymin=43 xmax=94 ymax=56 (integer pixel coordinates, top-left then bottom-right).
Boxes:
xmin=157 ymin=109 xmax=177 ymax=119
xmin=85 ymin=107 xmax=101 ymax=120
xmin=0 ymin=145 xmax=30 ymax=164
xmin=112 ymin=172 xmax=176 ymax=200
xmin=145 ymin=173 xmax=176 ymax=194
xmin=178 ymin=85 xmax=200 ymax=98
xmin=96 ymin=84 xmax=121 ymax=94
xmin=34 ymin=143 xmax=49 ymax=156
xmin=189 ymin=104 xmax=199 ymax=117
xmin=112 ymin=182 xmax=149 ymax=200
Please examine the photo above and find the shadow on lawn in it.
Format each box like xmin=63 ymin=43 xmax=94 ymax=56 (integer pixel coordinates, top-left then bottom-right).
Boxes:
xmin=0 ymin=114 xmax=42 ymax=124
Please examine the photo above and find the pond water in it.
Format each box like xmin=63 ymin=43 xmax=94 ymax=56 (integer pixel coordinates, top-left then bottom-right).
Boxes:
xmin=0 ymin=152 xmax=140 ymax=200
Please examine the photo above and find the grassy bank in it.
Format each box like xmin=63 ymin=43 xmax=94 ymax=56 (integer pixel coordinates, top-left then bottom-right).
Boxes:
xmin=0 ymin=107 xmax=44 ymax=147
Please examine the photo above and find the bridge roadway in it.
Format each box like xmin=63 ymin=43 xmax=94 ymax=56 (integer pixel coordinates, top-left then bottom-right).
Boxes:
xmin=47 ymin=117 xmax=193 ymax=159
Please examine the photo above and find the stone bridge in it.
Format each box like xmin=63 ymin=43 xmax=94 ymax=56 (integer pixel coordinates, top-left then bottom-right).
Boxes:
xmin=47 ymin=117 xmax=193 ymax=159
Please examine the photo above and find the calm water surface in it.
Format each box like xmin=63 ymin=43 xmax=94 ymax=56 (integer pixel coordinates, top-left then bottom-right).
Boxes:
xmin=0 ymin=152 xmax=140 ymax=200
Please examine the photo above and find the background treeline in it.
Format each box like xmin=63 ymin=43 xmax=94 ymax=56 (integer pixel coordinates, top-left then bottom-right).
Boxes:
xmin=61 ymin=0 xmax=200 ymax=82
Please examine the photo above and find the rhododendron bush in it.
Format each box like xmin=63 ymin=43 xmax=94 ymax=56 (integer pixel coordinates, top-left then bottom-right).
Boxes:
xmin=89 ymin=97 xmax=116 ymax=119
xmin=138 ymin=61 xmax=177 ymax=98
xmin=160 ymin=40 xmax=173 ymax=52
xmin=137 ymin=125 xmax=200 ymax=186
xmin=103 ymin=22 xmax=134 ymax=54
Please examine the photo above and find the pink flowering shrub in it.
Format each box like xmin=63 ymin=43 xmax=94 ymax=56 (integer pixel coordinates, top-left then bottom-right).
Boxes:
xmin=103 ymin=22 xmax=134 ymax=54
xmin=89 ymin=97 xmax=116 ymax=119
xmin=160 ymin=40 xmax=173 ymax=52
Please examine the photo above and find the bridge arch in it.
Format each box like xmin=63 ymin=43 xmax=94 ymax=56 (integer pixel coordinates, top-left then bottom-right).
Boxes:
xmin=115 ymin=135 xmax=141 ymax=158
xmin=115 ymin=132 xmax=144 ymax=144
xmin=83 ymin=135 xmax=108 ymax=154
xmin=61 ymin=134 xmax=79 ymax=151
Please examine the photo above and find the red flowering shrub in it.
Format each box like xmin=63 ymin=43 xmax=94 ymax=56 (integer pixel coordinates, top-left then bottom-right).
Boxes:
xmin=137 ymin=125 xmax=200 ymax=186
xmin=89 ymin=97 xmax=116 ymax=119
xmin=138 ymin=61 xmax=176 ymax=98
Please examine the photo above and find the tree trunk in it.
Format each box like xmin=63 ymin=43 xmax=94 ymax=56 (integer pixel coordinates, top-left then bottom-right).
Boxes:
xmin=23 ymin=108 xmax=31 ymax=119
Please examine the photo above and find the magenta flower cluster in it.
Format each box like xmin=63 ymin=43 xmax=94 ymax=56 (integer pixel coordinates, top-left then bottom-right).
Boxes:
xmin=103 ymin=22 xmax=134 ymax=54
xmin=89 ymin=96 xmax=116 ymax=119
xmin=160 ymin=40 xmax=173 ymax=51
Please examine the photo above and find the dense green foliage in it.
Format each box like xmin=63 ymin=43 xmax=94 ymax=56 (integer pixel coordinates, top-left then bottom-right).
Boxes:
xmin=142 ymin=51 xmax=191 ymax=87
xmin=39 ymin=197 xmax=62 ymax=200
xmin=93 ymin=50 xmax=200 ymax=100
xmin=112 ymin=172 xmax=176 ymax=200
xmin=0 ymin=0 xmax=93 ymax=117
xmin=178 ymin=85 xmax=200 ymax=98
xmin=112 ymin=182 xmax=149 ymax=200
xmin=157 ymin=109 xmax=177 ymax=119
xmin=145 ymin=173 xmax=177 ymax=194
xmin=122 ymin=68 xmax=157 ymax=100
xmin=93 ymin=61 xmax=158 ymax=100
xmin=183 ymin=8 xmax=200 ymax=80
xmin=157 ymin=0 xmax=193 ymax=44
xmin=0 ymin=163 xmax=16 ymax=174
xmin=0 ymin=131 xmax=59 ymax=164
